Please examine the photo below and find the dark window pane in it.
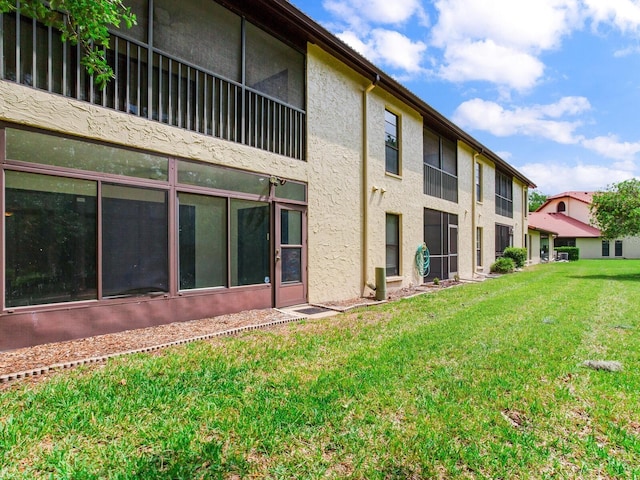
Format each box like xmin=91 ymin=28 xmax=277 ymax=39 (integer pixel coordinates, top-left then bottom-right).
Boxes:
xmin=246 ymin=22 xmax=305 ymax=108
xmin=386 ymin=246 xmax=399 ymax=276
xmin=281 ymin=210 xmax=302 ymax=245
xmin=6 ymin=128 xmax=168 ymax=181
xmin=5 ymin=171 xmax=97 ymax=307
xmin=20 ymin=15 xmax=33 ymax=86
xmin=385 ymin=145 xmax=399 ymax=175
xmin=231 ymin=200 xmax=270 ymax=286
xmin=282 ymin=247 xmax=302 ymax=283
xmin=386 ymin=214 xmax=400 ymax=276
xmin=275 ymin=181 xmax=306 ymax=202
xmin=178 ymin=160 xmax=270 ymax=196
xmin=495 ymin=224 xmax=513 ymax=256
xmin=102 ymin=185 xmax=168 ymax=297
xmin=423 ymin=129 xmax=440 ymax=167
xmin=385 ymin=110 xmax=399 ymax=174
xmin=154 ymin=0 xmax=241 ymax=82
xmin=3 ymin=13 xmax=17 ymax=82
xmin=178 ymin=194 xmax=227 ymax=290
xmin=602 ymin=240 xmax=610 ymax=257
xmin=441 ymin=137 xmax=457 ymax=175
xmin=424 ymin=209 xmax=443 ymax=255
xmin=615 ymin=240 xmax=623 ymax=257
xmin=115 ymin=0 xmax=148 ymax=43
xmin=449 ymin=226 xmax=458 ymax=255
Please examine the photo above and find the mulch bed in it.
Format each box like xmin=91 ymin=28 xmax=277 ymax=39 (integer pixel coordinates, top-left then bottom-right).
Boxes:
xmin=0 ymin=281 xmax=461 ymax=388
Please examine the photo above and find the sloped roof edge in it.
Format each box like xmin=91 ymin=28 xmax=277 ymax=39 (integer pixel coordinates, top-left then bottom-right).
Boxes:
xmin=529 ymin=212 xmax=601 ymax=238
xmin=536 ymin=191 xmax=594 ymax=212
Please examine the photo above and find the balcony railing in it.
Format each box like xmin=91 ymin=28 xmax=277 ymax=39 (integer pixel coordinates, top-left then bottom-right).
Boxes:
xmin=424 ymin=163 xmax=458 ymax=203
xmin=0 ymin=11 xmax=306 ymax=160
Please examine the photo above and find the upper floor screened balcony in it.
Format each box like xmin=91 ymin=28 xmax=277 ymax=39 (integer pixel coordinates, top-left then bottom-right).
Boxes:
xmin=423 ymin=127 xmax=458 ymax=203
xmin=0 ymin=0 xmax=306 ymax=160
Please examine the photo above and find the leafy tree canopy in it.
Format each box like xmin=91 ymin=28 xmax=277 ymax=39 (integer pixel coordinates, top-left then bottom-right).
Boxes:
xmin=528 ymin=189 xmax=548 ymax=212
xmin=590 ymin=178 xmax=640 ymax=239
xmin=0 ymin=0 xmax=135 ymax=88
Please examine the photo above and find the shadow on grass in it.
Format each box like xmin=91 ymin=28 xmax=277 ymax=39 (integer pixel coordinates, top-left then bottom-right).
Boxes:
xmin=569 ymin=273 xmax=640 ymax=282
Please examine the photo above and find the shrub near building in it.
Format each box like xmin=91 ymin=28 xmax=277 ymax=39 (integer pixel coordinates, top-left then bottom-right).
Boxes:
xmin=555 ymin=247 xmax=580 ymax=261
xmin=490 ymin=257 xmax=515 ymax=274
xmin=503 ymin=247 xmax=528 ymax=268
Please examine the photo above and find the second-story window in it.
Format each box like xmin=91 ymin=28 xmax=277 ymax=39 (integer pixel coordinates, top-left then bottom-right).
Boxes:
xmin=423 ymin=128 xmax=458 ymax=202
xmin=385 ymin=110 xmax=400 ymax=175
xmin=475 ymin=161 xmax=483 ymax=202
xmin=495 ymin=171 xmax=513 ymax=218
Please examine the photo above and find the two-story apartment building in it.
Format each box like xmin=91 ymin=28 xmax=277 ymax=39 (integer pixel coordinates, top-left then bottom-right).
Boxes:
xmin=0 ymin=0 xmax=534 ymax=350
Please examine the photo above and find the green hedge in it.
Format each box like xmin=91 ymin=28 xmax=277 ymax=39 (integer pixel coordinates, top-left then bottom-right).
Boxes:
xmin=503 ymin=247 xmax=528 ymax=268
xmin=555 ymin=246 xmax=580 ymax=261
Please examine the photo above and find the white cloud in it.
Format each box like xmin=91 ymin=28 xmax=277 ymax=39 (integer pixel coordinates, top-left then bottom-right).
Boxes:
xmin=582 ymin=135 xmax=640 ymax=161
xmin=337 ymin=29 xmax=427 ymax=73
xmin=438 ymin=40 xmax=544 ymax=90
xmin=520 ymin=162 xmax=635 ymax=193
xmin=323 ymin=0 xmax=427 ymax=27
xmin=583 ymin=0 xmax=640 ymax=33
xmin=431 ymin=0 xmax=580 ymax=51
xmin=430 ymin=0 xmax=581 ymax=90
xmin=613 ymin=45 xmax=640 ymax=56
xmin=452 ymin=97 xmax=590 ymax=144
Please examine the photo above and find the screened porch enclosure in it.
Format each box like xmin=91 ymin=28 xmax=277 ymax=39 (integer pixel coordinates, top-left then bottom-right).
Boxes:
xmin=0 ymin=0 xmax=306 ymax=160
xmin=0 ymin=127 xmax=307 ymax=350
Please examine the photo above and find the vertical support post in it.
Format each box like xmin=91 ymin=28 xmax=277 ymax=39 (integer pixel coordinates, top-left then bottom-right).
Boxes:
xmin=375 ymin=267 xmax=386 ymax=301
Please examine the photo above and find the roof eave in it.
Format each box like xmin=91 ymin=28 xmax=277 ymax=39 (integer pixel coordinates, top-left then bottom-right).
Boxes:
xmin=239 ymin=0 xmax=536 ymax=188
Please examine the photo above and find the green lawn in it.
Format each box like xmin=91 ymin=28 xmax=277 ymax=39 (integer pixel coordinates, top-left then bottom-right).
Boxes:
xmin=1 ymin=260 xmax=639 ymax=479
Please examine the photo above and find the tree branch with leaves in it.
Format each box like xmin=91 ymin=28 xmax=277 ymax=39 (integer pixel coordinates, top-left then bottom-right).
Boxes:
xmin=0 ymin=0 xmax=136 ymax=88
xmin=590 ymin=179 xmax=640 ymax=239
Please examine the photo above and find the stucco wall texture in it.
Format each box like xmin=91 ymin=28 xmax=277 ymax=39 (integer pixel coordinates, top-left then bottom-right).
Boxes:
xmin=0 ymin=81 xmax=309 ymax=183
xmin=1 ymin=42 xmax=530 ymax=307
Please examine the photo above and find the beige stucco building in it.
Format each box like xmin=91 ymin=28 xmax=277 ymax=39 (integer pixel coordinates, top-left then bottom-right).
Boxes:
xmin=0 ymin=0 xmax=534 ymax=350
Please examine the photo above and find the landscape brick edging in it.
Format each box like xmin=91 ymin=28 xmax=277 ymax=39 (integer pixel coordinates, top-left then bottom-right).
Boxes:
xmin=0 ymin=315 xmax=306 ymax=385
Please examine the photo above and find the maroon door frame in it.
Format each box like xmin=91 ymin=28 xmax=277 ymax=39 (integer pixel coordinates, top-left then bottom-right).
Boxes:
xmin=273 ymin=202 xmax=307 ymax=307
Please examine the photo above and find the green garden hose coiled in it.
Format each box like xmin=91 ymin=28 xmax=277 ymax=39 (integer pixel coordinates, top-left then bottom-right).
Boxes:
xmin=415 ymin=243 xmax=430 ymax=277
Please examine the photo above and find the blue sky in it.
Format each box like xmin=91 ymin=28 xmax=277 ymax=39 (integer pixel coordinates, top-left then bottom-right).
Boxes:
xmin=290 ymin=0 xmax=640 ymax=195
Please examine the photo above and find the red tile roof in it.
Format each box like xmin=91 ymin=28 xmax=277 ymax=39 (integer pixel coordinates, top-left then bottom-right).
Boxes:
xmin=528 ymin=212 xmax=601 ymax=238
xmin=547 ymin=191 xmax=594 ymax=204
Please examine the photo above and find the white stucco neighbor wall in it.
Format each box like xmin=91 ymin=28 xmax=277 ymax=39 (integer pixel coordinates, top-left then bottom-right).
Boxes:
xmin=539 ymin=197 xmax=591 ymax=224
xmin=577 ymin=238 xmax=604 ymax=259
xmin=528 ymin=230 xmax=542 ymax=265
xmin=578 ymin=236 xmax=640 ymax=259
